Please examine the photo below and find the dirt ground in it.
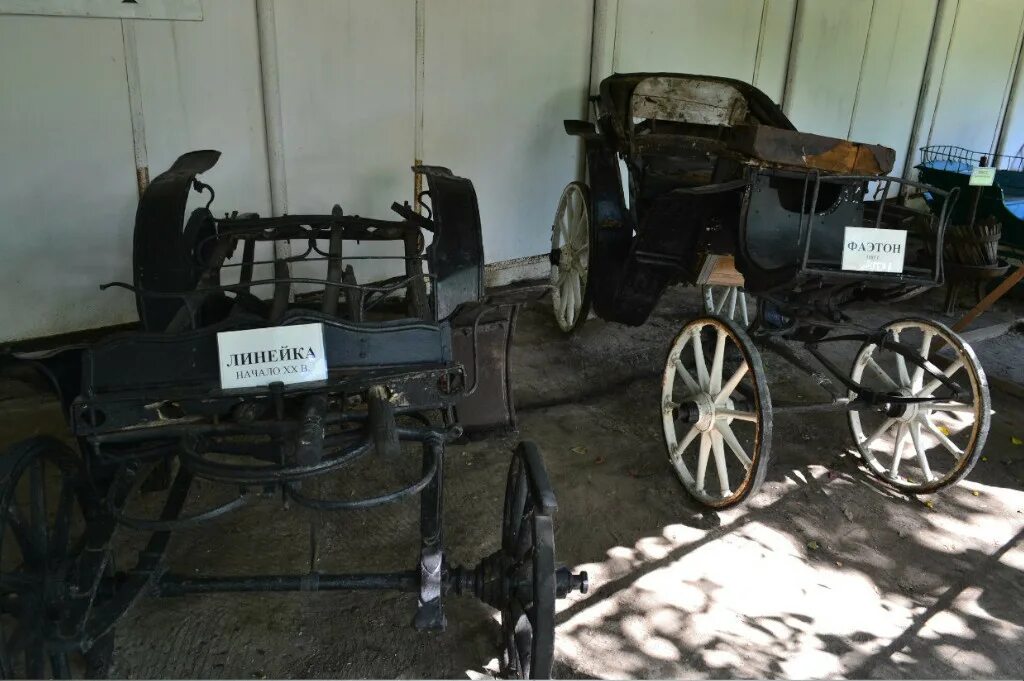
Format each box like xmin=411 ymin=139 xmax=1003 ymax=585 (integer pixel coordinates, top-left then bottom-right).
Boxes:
xmin=1 ymin=285 xmax=1023 ymax=679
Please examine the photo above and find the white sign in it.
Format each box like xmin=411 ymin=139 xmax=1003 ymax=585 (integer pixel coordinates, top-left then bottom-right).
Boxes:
xmin=841 ymin=227 xmax=908 ymax=273
xmin=969 ymin=167 xmax=996 ymax=186
xmin=217 ymin=323 xmax=327 ymax=390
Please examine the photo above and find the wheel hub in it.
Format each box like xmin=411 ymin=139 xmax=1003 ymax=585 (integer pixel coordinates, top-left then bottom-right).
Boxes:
xmin=678 ymin=392 xmax=737 ymax=433
xmin=886 ymin=389 xmax=919 ymax=422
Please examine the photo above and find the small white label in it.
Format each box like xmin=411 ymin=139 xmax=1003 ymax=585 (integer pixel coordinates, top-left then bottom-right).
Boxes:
xmin=841 ymin=227 xmax=908 ymax=273
xmin=969 ymin=167 xmax=996 ymax=186
xmin=217 ymin=323 xmax=328 ymax=390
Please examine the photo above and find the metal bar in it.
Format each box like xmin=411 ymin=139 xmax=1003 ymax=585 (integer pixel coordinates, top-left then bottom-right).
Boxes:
xmin=414 ymin=436 xmax=446 ymax=630
xmin=414 ymin=0 xmax=426 ymax=207
xmin=255 ymin=0 xmax=292 ymax=271
xmin=239 ymin=238 xmax=256 ymax=287
xmin=322 ymin=223 xmax=344 ymax=316
xmin=799 ymin=173 xmax=822 ymax=271
xmin=220 ymin=214 xmax=409 ymax=232
xmin=873 ymin=179 xmax=891 ymax=228
xmin=754 ymin=333 xmax=841 ymax=399
xmin=120 ymin=19 xmax=149 ymax=197
xmin=158 ymin=571 xmax=419 ymax=596
xmin=269 ymin=259 xmax=291 ymax=323
xmin=404 ymin=229 xmax=430 ymax=320
xmin=772 ymin=399 xmax=859 ymax=414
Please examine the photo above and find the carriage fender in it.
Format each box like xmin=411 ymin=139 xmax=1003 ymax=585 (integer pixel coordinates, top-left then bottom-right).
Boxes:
xmin=515 ymin=441 xmax=558 ymax=517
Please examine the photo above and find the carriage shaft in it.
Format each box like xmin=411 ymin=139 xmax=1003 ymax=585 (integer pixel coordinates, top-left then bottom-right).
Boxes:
xmin=156 ymin=571 xmax=420 ymax=596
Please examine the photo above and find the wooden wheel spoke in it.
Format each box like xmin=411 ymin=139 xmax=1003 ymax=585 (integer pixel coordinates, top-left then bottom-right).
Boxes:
xmin=673 ymin=358 xmax=700 ymax=395
xmin=714 ymin=364 xmax=749 ymax=405
xmin=716 ymin=421 xmax=752 ymax=469
xmin=559 ymin=209 xmax=571 ymax=244
xmin=570 ymin=270 xmax=582 ymax=320
xmin=889 ymin=423 xmax=908 ymax=478
xmin=570 ymin=213 xmax=587 ymax=246
xmin=892 ymin=331 xmax=911 ymax=387
xmin=923 ymin=401 xmax=975 ymax=415
xmin=909 ymin=421 xmax=934 ymax=482
xmin=862 ymin=417 xmax=897 ymax=447
xmin=560 ymin=279 xmax=574 ymax=321
xmin=670 ymin=425 xmax=700 ymax=462
xmin=911 ymin=330 xmax=935 ymax=391
xmin=709 ymin=328 xmax=727 ymax=394
xmin=865 ymin=356 xmax=900 ymax=391
xmin=715 ymin=408 xmax=757 ymax=423
xmin=919 ymin=359 xmax=964 ymax=397
xmin=923 ymin=418 xmax=964 ymax=457
xmin=695 ymin=433 xmax=711 ymax=493
xmin=709 ymin=430 xmax=731 ymax=495
xmin=692 ymin=329 xmax=710 ymax=389
xmin=726 ymin=287 xmax=738 ymax=319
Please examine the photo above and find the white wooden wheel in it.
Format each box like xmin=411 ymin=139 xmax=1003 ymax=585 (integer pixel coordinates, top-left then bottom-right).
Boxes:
xmin=848 ymin=318 xmax=990 ymax=494
xmin=550 ymin=182 xmax=591 ymax=333
xmin=702 ymin=285 xmax=753 ymax=327
xmin=661 ymin=316 xmax=772 ymax=509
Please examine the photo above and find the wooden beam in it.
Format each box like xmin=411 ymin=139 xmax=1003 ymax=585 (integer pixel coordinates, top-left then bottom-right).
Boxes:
xmin=952 ymin=263 xmax=1024 ymax=332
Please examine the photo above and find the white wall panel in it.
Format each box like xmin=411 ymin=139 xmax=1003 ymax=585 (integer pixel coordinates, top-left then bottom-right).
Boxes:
xmin=754 ymin=0 xmax=797 ymax=103
xmin=134 ymin=0 xmax=270 ymax=215
xmin=274 ymin=0 xmax=415 ymax=284
xmin=9 ymin=1 xmax=1024 ymax=342
xmin=849 ymin=0 xmax=937 ymax=177
xmin=999 ymin=38 xmax=1024 ymax=158
xmin=422 ymin=0 xmax=592 ymax=264
xmin=614 ymin=0 xmax=764 ymax=80
xmin=0 ymin=16 xmax=138 ymax=341
xmin=926 ymin=0 xmax=1024 ymax=155
xmin=783 ymin=0 xmax=873 ymax=138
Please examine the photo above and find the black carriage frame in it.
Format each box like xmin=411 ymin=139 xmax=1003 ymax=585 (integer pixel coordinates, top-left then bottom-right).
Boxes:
xmin=2 ymin=151 xmax=586 ymax=679
xmin=558 ymin=72 xmax=972 ymax=435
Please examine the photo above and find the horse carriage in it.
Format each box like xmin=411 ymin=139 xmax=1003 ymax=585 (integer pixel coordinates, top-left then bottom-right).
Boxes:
xmin=549 ymin=73 xmax=989 ymax=509
xmin=0 ymin=151 xmax=587 ymax=679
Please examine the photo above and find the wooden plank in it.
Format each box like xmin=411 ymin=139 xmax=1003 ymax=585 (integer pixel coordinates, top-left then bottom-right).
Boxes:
xmin=698 ymin=255 xmax=745 ymax=286
xmin=730 ymin=125 xmax=896 ymax=174
xmin=953 ymin=263 xmax=1024 ymax=332
xmin=632 ymin=76 xmax=750 ymax=126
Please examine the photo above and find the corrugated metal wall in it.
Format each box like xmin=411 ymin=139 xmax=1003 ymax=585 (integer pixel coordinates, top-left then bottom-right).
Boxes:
xmin=2 ymin=0 xmax=1023 ymax=341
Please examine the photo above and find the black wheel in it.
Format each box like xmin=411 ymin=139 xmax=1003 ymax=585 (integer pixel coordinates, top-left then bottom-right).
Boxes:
xmin=549 ymin=182 xmax=592 ymax=333
xmin=0 ymin=437 xmax=114 ymax=679
xmin=848 ymin=318 xmax=990 ymax=494
xmin=661 ymin=315 xmax=773 ymax=509
xmin=500 ymin=445 xmax=556 ymax=679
